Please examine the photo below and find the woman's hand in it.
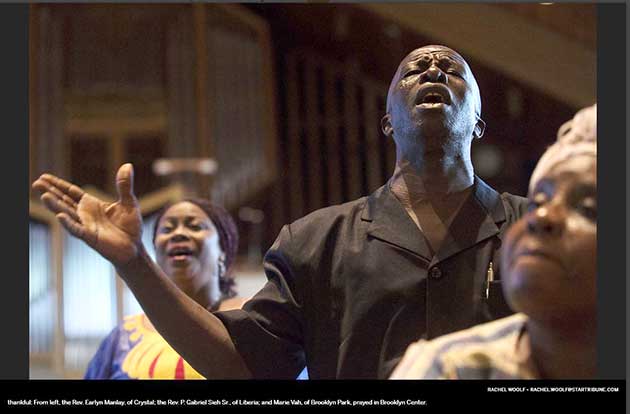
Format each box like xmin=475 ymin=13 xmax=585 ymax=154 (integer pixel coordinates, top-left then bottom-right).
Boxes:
xmin=32 ymin=163 xmax=144 ymax=267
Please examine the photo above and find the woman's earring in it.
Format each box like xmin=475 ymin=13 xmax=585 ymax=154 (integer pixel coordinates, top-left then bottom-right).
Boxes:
xmin=218 ymin=259 xmax=226 ymax=279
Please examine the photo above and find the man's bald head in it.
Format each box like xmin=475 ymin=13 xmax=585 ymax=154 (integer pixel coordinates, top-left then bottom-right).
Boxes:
xmin=386 ymin=45 xmax=482 ymax=118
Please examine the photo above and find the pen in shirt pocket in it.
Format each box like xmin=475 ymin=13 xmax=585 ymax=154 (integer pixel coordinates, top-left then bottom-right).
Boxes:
xmin=485 ymin=261 xmax=494 ymax=299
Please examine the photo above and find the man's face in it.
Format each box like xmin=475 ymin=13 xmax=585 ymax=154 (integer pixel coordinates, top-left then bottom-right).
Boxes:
xmin=383 ymin=46 xmax=483 ymax=154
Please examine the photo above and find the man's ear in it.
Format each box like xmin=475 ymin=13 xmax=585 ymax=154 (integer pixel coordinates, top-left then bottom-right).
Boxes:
xmin=381 ymin=114 xmax=393 ymax=137
xmin=473 ymin=117 xmax=486 ymax=139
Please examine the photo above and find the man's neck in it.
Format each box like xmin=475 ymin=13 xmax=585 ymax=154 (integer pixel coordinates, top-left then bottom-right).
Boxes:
xmin=526 ymin=316 xmax=596 ymax=379
xmin=389 ymin=152 xmax=475 ymax=206
xmin=389 ymin=152 xmax=475 ymax=253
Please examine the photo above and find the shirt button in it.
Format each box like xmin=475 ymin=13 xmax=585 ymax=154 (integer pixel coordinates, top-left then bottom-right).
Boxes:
xmin=430 ymin=267 xmax=443 ymax=279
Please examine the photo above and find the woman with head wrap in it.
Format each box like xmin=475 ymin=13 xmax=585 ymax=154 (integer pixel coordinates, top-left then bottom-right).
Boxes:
xmin=390 ymin=104 xmax=597 ymax=379
xmin=84 ymin=199 xmax=245 ymax=379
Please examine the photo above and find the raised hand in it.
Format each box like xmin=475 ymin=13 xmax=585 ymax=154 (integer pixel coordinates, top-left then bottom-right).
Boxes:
xmin=32 ymin=163 xmax=144 ymax=266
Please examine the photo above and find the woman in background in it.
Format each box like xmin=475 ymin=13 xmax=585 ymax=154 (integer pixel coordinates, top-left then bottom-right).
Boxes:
xmin=85 ymin=199 xmax=245 ymax=379
xmin=391 ymin=104 xmax=597 ymax=379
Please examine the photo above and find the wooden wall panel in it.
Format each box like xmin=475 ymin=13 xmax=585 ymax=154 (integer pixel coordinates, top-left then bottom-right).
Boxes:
xmin=285 ymin=55 xmax=306 ymax=221
xmin=343 ymin=68 xmax=363 ymax=201
xmin=323 ymin=66 xmax=343 ymax=206
xmin=281 ymin=50 xmax=390 ymax=218
xmin=304 ymin=55 xmax=324 ymax=211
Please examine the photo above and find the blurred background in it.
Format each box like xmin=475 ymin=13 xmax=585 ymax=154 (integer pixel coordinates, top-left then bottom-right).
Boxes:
xmin=28 ymin=3 xmax=595 ymax=378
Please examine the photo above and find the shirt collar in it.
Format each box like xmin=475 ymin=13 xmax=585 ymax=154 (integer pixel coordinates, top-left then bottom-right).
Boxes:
xmin=361 ymin=176 xmax=507 ymax=262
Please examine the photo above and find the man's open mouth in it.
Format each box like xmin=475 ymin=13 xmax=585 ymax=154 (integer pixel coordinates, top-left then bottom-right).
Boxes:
xmin=416 ymin=85 xmax=451 ymax=106
xmin=421 ymin=93 xmax=445 ymax=104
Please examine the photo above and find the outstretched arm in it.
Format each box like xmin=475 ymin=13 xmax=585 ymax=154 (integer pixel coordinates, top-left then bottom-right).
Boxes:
xmin=33 ymin=164 xmax=252 ymax=379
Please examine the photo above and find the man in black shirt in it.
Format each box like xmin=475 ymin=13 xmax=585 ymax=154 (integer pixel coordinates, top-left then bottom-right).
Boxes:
xmin=34 ymin=45 xmax=527 ymax=378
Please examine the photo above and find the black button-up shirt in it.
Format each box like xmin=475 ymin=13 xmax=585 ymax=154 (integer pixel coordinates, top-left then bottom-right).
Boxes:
xmin=215 ymin=177 xmax=528 ymax=379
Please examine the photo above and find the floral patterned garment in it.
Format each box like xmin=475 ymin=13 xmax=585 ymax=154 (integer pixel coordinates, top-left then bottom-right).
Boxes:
xmin=84 ymin=314 xmax=204 ymax=380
